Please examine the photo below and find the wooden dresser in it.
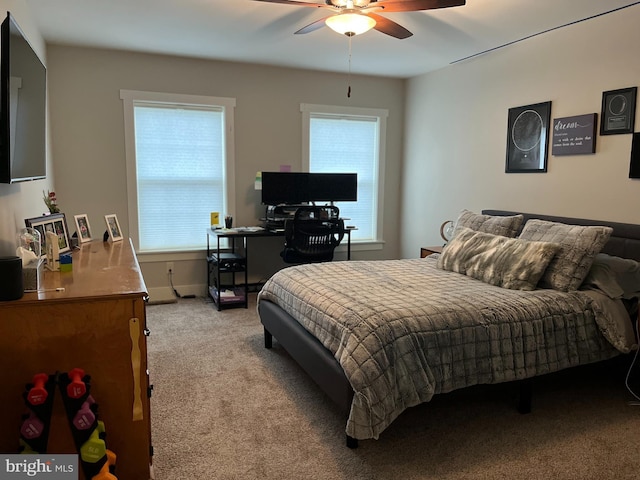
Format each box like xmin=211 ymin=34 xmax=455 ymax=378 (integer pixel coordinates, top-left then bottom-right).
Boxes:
xmin=0 ymin=239 xmax=152 ymax=479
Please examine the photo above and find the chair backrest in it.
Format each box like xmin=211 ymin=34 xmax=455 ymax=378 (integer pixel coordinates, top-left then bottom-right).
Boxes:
xmin=281 ymin=206 xmax=345 ymax=264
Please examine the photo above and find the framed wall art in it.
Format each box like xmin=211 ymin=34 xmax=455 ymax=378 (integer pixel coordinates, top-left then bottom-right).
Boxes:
xmin=104 ymin=214 xmax=123 ymax=242
xmin=600 ymin=86 xmax=637 ymax=135
xmin=552 ymin=113 xmax=597 ymax=156
xmin=630 ymin=132 xmax=640 ymax=179
xmin=505 ymin=101 xmax=552 ymax=173
xmin=25 ymin=213 xmax=71 ymax=255
xmin=74 ymin=214 xmax=93 ymax=243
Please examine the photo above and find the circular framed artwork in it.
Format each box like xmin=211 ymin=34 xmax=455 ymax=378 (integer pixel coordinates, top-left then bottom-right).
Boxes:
xmin=505 ymin=101 xmax=551 ymax=173
xmin=600 ymin=87 xmax=637 ymax=135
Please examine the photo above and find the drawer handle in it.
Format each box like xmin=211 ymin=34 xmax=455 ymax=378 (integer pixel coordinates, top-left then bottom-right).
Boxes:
xmin=129 ymin=317 xmax=144 ymax=421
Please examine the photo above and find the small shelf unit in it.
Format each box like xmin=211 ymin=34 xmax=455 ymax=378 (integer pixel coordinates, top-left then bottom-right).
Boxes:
xmin=207 ymin=232 xmax=248 ymax=310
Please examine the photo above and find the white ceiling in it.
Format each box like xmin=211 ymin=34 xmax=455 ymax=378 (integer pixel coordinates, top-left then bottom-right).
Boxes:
xmin=23 ymin=0 xmax=640 ymax=78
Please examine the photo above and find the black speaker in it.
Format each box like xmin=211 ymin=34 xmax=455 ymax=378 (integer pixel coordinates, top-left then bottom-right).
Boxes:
xmin=630 ymin=132 xmax=640 ymax=179
xmin=0 ymin=256 xmax=23 ymax=301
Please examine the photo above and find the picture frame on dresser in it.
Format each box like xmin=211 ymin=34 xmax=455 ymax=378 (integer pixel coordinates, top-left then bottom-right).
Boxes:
xmin=505 ymin=101 xmax=552 ymax=173
xmin=600 ymin=86 xmax=637 ymax=135
xmin=104 ymin=214 xmax=123 ymax=242
xmin=25 ymin=213 xmax=71 ymax=255
xmin=74 ymin=214 xmax=92 ymax=243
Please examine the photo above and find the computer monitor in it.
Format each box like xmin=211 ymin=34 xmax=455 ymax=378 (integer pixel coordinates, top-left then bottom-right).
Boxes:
xmin=308 ymin=173 xmax=357 ymax=202
xmin=261 ymin=172 xmax=308 ymax=205
xmin=261 ymin=172 xmax=357 ymax=205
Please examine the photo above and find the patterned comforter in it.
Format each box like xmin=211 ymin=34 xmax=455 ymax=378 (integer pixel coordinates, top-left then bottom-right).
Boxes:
xmin=257 ymin=256 xmax=623 ymax=440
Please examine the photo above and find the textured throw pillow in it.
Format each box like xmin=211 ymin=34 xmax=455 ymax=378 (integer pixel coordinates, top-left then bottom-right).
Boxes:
xmin=518 ymin=219 xmax=613 ymax=292
xmin=581 ymin=253 xmax=640 ymax=299
xmin=437 ymin=227 xmax=560 ymax=291
xmin=452 ymin=209 xmax=524 ymax=239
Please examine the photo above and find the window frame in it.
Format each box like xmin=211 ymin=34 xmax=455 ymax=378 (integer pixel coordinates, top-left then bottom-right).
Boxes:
xmin=301 ymin=103 xmax=387 ymax=247
xmin=120 ymin=90 xmax=236 ymax=255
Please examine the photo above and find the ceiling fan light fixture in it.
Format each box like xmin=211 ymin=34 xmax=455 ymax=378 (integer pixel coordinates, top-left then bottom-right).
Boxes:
xmin=325 ymin=12 xmax=376 ymax=36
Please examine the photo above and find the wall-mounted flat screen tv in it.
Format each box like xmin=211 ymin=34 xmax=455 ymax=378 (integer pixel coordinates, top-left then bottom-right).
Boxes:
xmin=261 ymin=172 xmax=357 ymax=205
xmin=0 ymin=12 xmax=47 ymax=184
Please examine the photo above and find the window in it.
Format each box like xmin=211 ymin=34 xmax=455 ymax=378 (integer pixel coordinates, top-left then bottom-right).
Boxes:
xmin=121 ymin=90 xmax=236 ymax=253
xmin=301 ymin=104 xmax=387 ymax=244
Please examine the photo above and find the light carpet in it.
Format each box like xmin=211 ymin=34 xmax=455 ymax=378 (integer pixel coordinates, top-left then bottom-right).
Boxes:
xmin=147 ymin=295 xmax=640 ymax=480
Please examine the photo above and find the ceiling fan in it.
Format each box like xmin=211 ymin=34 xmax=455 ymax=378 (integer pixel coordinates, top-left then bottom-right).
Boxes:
xmin=253 ymin=0 xmax=466 ymax=39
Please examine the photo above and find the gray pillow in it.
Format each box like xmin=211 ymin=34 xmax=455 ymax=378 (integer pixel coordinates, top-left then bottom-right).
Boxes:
xmin=581 ymin=253 xmax=640 ymax=299
xmin=452 ymin=209 xmax=523 ymax=239
xmin=518 ymin=219 xmax=613 ymax=292
xmin=437 ymin=227 xmax=560 ymax=291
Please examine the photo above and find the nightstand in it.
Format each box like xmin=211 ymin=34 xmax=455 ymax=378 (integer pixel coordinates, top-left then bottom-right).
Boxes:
xmin=420 ymin=245 xmax=444 ymax=258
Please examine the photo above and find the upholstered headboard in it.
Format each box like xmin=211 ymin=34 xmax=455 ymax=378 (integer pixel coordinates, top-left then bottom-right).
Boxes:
xmin=482 ymin=210 xmax=640 ymax=262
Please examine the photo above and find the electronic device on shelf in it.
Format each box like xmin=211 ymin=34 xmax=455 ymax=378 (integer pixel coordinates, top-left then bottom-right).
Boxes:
xmin=263 ymin=203 xmax=344 ymax=231
xmin=263 ymin=205 xmax=297 ymax=229
xmin=210 ymin=253 xmax=246 ymax=271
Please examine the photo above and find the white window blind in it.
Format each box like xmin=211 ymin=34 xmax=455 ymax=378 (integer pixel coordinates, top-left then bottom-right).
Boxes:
xmin=121 ymin=90 xmax=236 ymax=253
xmin=302 ymin=104 xmax=387 ymax=244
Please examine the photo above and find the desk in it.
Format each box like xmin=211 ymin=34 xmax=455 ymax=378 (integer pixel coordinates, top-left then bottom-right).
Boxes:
xmin=206 ymin=227 xmax=353 ymax=310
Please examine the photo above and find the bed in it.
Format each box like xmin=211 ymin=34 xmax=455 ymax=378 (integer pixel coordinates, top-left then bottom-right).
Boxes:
xmin=257 ymin=210 xmax=640 ymax=448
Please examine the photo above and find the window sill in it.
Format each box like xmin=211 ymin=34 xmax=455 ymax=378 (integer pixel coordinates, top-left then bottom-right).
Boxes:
xmin=136 ymin=250 xmax=205 ymax=263
xmin=136 ymin=240 xmax=384 ymax=263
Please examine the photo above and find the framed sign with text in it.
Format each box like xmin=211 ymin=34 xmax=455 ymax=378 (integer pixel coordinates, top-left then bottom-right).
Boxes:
xmin=552 ymin=113 xmax=597 ymax=156
xmin=600 ymin=87 xmax=637 ymax=135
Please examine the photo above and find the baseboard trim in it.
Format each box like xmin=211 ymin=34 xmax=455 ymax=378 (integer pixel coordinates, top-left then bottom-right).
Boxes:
xmin=147 ymin=284 xmax=208 ymax=304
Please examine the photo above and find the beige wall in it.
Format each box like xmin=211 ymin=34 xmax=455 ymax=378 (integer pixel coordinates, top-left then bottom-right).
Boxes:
xmin=401 ymin=6 xmax=640 ymax=259
xmin=46 ymin=46 xmax=405 ymax=300
xmin=0 ymin=0 xmax=54 ymax=256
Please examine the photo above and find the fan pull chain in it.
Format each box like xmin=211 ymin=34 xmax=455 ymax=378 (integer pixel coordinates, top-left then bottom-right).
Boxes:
xmin=347 ymin=34 xmax=352 ymax=98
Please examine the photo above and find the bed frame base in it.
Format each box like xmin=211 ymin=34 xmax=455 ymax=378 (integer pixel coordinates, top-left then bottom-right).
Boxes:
xmin=518 ymin=378 xmax=533 ymax=414
xmin=264 ymin=328 xmax=272 ymax=349
xmin=263 ymin=322 xmax=360 ymax=448
xmin=258 ymin=211 xmax=640 ymax=447
xmin=260 ymin=301 xmax=536 ymax=449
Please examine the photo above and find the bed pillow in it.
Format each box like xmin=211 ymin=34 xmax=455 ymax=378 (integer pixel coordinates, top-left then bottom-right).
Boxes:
xmin=580 ymin=253 xmax=640 ymax=299
xmin=518 ymin=219 xmax=613 ymax=292
xmin=437 ymin=227 xmax=560 ymax=291
xmin=452 ymin=209 xmax=523 ymax=239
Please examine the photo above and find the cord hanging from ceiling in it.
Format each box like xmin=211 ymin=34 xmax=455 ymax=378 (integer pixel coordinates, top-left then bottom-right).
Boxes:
xmin=347 ymin=34 xmax=352 ymax=98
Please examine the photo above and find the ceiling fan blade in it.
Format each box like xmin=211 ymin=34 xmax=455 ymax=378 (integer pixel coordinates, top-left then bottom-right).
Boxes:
xmin=294 ymin=16 xmax=332 ymax=34
xmin=371 ymin=0 xmax=465 ymax=13
xmin=367 ymin=13 xmax=412 ymax=39
xmin=252 ymin=0 xmax=328 ymax=8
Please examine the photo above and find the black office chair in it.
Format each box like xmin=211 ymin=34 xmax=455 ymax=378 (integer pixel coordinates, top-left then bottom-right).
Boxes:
xmin=280 ymin=206 xmax=345 ymax=264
